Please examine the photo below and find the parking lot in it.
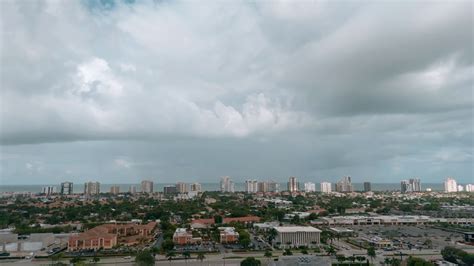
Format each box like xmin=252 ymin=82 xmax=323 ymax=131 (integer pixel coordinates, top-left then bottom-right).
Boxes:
xmin=351 ymin=225 xmax=464 ymax=250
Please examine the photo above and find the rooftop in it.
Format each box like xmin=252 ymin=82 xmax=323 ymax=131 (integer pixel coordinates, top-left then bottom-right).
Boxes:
xmin=274 ymin=226 xmax=322 ymax=233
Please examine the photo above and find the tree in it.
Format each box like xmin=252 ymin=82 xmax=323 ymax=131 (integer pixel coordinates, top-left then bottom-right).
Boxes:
xmin=308 ymin=213 xmax=318 ymax=220
xmin=166 ymin=251 xmax=176 ymax=260
xmin=150 ymin=246 xmax=160 ymax=257
xmin=390 ymin=258 xmax=401 ymax=266
xmin=135 ymin=250 xmax=155 ymax=266
xmin=214 ymin=215 xmax=223 ymax=224
xmin=406 ymin=256 xmax=434 ymax=266
xmin=183 ymin=251 xmax=191 ymax=264
xmin=441 ymin=246 xmax=466 ymax=263
xmin=349 ymin=255 xmax=356 ymax=264
xmin=367 ymin=246 xmax=376 ymax=262
xmin=92 ymin=256 xmax=100 ymax=264
xmin=283 ymin=249 xmax=293 ymax=256
xmin=326 ymin=245 xmax=336 ymax=256
xmin=240 ymin=257 xmax=261 ymax=266
xmin=69 ymin=256 xmax=85 ymax=265
xmin=267 ymin=228 xmax=277 ymax=243
xmin=291 ymin=214 xmax=300 ymax=225
xmin=161 ymin=238 xmax=175 ymax=252
xmin=356 ymin=256 xmax=366 ymax=266
xmin=462 ymin=254 xmax=474 ymax=265
xmin=264 ymin=250 xmax=272 ymax=264
xmin=336 ymin=255 xmax=346 ymax=265
xmin=51 ymin=253 xmax=63 ymax=265
xmin=197 ymin=253 xmax=205 ymax=265
xmin=238 ymin=229 xmax=251 ymax=249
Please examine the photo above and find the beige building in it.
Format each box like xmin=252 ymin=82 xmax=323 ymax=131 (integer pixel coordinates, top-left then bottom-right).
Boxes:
xmin=190 ymin=183 xmax=202 ymax=192
xmin=110 ymin=186 xmax=120 ymax=195
xmin=287 ymin=177 xmax=299 ymax=192
xmin=176 ymin=182 xmax=188 ymax=193
xmin=84 ymin=182 xmax=100 ymax=195
xmin=273 ymin=226 xmax=321 ymax=248
xmin=141 ymin=180 xmax=154 ymax=193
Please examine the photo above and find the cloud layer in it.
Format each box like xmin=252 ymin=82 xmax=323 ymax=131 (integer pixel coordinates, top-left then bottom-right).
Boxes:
xmin=0 ymin=0 xmax=472 ymax=184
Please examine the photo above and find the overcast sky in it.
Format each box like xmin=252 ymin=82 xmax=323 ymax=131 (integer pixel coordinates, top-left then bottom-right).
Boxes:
xmin=0 ymin=0 xmax=472 ymax=185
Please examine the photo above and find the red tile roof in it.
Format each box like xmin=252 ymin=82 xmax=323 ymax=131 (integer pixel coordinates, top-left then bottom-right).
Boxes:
xmin=191 ymin=216 xmax=261 ymax=225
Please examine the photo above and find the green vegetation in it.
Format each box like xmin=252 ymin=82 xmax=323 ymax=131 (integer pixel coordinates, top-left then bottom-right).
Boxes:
xmin=135 ymin=250 xmax=155 ymax=266
xmin=238 ymin=228 xmax=251 ymax=249
xmin=366 ymin=246 xmax=376 ymax=262
xmin=441 ymin=246 xmax=474 ymax=265
xmin=283 ymin=249 xmax=293 ymax=256
xmin=406 ymin=256 xmax=433 ymax=266
xmin=240 ymin=257 xmax=261 ymax=266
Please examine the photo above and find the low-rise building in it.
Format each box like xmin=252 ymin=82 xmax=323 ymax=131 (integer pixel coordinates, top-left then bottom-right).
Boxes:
xmin=68 ymin=222 xmax=156 ymax=251
xmin=329 ymin=227 xmax=355 ymax=237
xmin=273 ymin=226 xmax=321 ymax=249
xmin=218 ymin=227 xmax=239 ymax=243
xmin=173 ymin=228 xmax=192 ymax=245
xmin=172 ymin=228 xmax=202 ymax=245
xmin=362 ymin=236 xmax=392 ymax=248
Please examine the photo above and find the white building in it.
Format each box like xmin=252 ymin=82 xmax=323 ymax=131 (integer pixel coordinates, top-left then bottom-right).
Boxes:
xmin=190 ymin=183 xmax=202 ymax=192
xmin=287 ymin=177 xmax=299 ymax=192
xmin=335 ymin=176 xmax=353 ymax=192
xmin=176 ymin=182 xmax=188 ymax=193
xmin=245 ymin=180 xmax=258 ymax=193
xmin=141 ymin=180 xmax=154 ymax=193
xmin=129 ymin=185 xmax=137 ymax=194
xmin=466 ymin=184 xmax=473 ymax=192
xmin=60 ymin=182 xmax=73 ymax=195
xmin=42 ymin=186 xmax=57 ymax=195
xmin=304 ymin=182 xmax=316 ymax=193
xmin=444 ymin=177 xmax=458 ymax=193
xmin=220 ymin=176 xmax=234 ymax=193
xmin=257 ymin=182 xmax=269 ymax=193
xmin=84 ymin=182 xmax=100 ymax=195
xmin=110 ymin=186 xmax=120 ymax=195
xmin=273 ymin=226 xmax=321 ymax=248
xmin=320 ymin=182 xmax=332 ymax=193
xmin=457 ymin=185 xmax=464 ymax=192
xmin=267 ymin=181 xmax=280 ymax=193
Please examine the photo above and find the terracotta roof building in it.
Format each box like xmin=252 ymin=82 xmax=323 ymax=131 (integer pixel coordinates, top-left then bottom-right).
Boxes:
xmin=68 ymin=222 xmax=156 ymax=251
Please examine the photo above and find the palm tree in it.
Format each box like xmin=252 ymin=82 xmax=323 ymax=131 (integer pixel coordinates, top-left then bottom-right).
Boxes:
xmin=264 ymin=250 xmax=272 ymax=264
xmin=166 ymin=251 xmax=176 ymax=266
xmin=150 ymin=246 xmax=159 ymax=258
xmin=336 ymin=255 xmax=346 ymax=266
xmin=196 ymin=253 xmax=205 ymax=266
xmin=356 ymin=256 xmax=365 ymax=266
xmin=367 ymin=246 xmax=376 ymax=263
xmin=326 ymin=245 xmax=336 ymax=256
xmin=183 ymin=251 xmax=191 ymax=265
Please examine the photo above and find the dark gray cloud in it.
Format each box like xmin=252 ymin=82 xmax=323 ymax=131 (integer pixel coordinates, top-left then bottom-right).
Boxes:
xmin=0 ymin=0 xmax=472 ymax=184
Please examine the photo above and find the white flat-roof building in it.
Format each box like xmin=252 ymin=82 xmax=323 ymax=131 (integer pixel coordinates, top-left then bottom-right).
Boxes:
xmin=304 ymin=182 xmax=316 ymax=193
xmin=310 ymin=215 xmax=473 ymax=226
xmin=273 ymin=226 xmax=321 ymax=249
xmin=320 ymin=182 xmax=332 ymax=193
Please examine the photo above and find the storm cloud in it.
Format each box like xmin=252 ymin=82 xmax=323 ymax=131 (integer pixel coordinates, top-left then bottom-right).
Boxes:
xmin=0 ymin=0 xmax=472 ymax=184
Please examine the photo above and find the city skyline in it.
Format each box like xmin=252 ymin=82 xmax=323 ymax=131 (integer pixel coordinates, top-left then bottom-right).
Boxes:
xmin=1 ymin=1 xmax=473 ymax=185
xmin=17 ymin=176 xmax=474 ymax=194
xmin=1 ymin=175 xmax=473 ymax=186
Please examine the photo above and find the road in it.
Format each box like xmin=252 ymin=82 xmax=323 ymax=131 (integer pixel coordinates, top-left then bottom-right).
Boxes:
xmin=0 ymin=251 xmax=283 ymax=266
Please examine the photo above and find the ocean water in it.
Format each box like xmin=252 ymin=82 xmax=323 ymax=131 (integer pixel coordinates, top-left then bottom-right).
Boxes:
xmin=0 ymin=182 xmax=447 ymax=193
